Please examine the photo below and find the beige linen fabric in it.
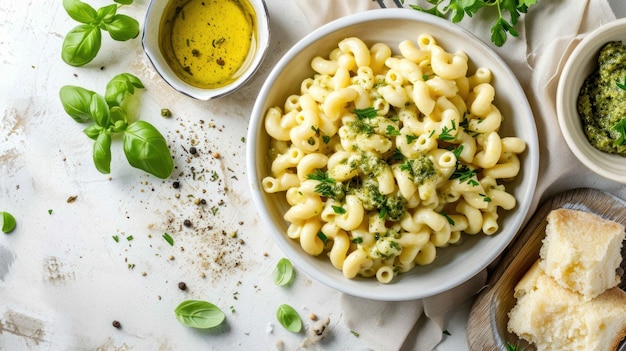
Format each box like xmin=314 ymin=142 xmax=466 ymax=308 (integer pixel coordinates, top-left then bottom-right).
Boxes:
xmin=294 ymin=1 xmax=617 ymax=350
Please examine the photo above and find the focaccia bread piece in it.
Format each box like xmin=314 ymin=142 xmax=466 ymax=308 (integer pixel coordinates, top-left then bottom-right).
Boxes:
xmin=507 ymin=262 xmax=626 ymax=351
xmin=539 ymin=208 xmax=624 ymax=299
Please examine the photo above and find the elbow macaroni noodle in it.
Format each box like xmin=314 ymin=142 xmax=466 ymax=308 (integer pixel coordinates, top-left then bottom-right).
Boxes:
xmin=262 ymin=35 xmax=526 ymax=284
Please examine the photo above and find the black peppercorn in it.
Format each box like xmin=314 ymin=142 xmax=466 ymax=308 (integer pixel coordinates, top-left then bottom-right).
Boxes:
xmin=112 ymin=320 xmax=121 ymax=329
xmin=183 ymin=219 xmax=192 ymax=227
xmin=189 ymin=146 xmax=197 ymax=154
xmin=178 ymin=282 xmax=187 ymax=290
xmin=173 ymin=181 xmax=180 ymax=189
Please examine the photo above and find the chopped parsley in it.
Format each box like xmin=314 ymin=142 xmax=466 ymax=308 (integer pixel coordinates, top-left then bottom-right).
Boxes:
xmin=449 ymin=164 xmax=479 ymax=186
xmin=317 ymin=231 xmax=328 ymax=244
xmin=331 ymin=205 xmax=346 ymax=214
xmin=307 ymin=170 xmax=345 ymax=200
xmin=386 ymin=125 xmax=401 ymax=136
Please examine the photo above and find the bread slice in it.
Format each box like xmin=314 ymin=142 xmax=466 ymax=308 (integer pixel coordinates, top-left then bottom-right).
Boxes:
xmin=539 ymin=208 xmax=625 ymax=300
xmin=508 ymin=262 xmax=626 ymax=351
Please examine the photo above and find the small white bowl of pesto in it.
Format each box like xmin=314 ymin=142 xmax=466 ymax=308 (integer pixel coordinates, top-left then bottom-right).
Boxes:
xmin=557 ymin=18 xmax=626 ymax=183
xmin=142 ymin=0 xmax=270 ymax=100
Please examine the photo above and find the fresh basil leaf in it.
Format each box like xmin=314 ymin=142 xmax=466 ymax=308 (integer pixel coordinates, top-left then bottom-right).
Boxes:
xmin=93 ymin=131 xmax=112 ymax=174
xmin=61 ymin=24 xmax=102 ymax=66
xmin=123 ymin=121 xmax=173 ymax=179
xmin=273 ymin=258 xmax=295 ymax=286
xmin=90 ymin=93 xmax=111 ymax=127
xmin=1 ymin=212 xmax=16 ymax=234
xmin=105 ymin=73 xmax=144 ymax=107
xmin=59 ymin=85 xmax=96 ymax=123
xmin=276 ymin=304 xmax=302 ymax=333
xmin=174 ymin=300 xmax=225 ymax=329
xmin=109 ymin=106 xmax=128 ymax=127
xmin=104 ymin=14 xmax=140 ymax=41
xmin=83 ymin=124 xmax=103 ymax=140
xmin=96 ymin=4 xmax=118 ymax=23
xmin=63 ymin=0 xmax=98 ymax=24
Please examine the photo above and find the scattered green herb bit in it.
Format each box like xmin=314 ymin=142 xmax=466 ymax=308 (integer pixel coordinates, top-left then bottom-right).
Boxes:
xmin=211 ymin=206 xmax=219 ymax=215
xmin=322 ymin=135 xmax=331 ymax=144
xmin=331 ymin=205 xmax=346 ymax=214
xmin=506 ymin=342 xmax=525 ymax=351
xmin=306 ymin=170 xmax=344 ymax=200
xmin=351 ymin=237 xmax=363 ymax=244
xmin=174 ymin=300 xmax=225 ymax=329
xmin=273 ymin=258 xmax=295 ymax=286
xmin=317 ymin=231 xmax=328 ymax=244
xmin=161 ymin=108 xmax=172 ymax=117
xmin=241 ymin=136 xmax=246 ymax=143
xmin=112 ymin=235 xmax=119 ymax=242
xmin=126 ymin=235 xmax=133 ymax=241
xmin=616 ymin=75 xmax=626 ymax=91
xmin=59 ymin=74 xmax=173 ymax=179
xmin=480 ymin=193 xmax=492 ymax=202
xmin=230 ymin=306 xmax=236 ymax=313
xmin=1 ymin=212 xmax=16 ymax=234
xmin=162 ymin=232 xmax=174 ymax=246
xmin=407 ymin=0 xmax=537 ymax=47
xmin=440 ymin=212 xmax=455 ymax=226
xmin=405 ymin=134 xmax=418 ymax=144
xmin=438 ymin=121 xmax=457 ymax=141
xmin=443 ymin=329 xmax=451 ymax=336
xmin=449 ymin=164 xmax=479 ymax=186
xmin=351 ymin=330 xmax=360 ymax=337
xmin=386 ymin=125 xmax=401 ymax=136
xmin=276 ymin=304 xmax=302 ymax=333
xmin=128 ymin=263 xmax=135 ymax=269
xmin=48 ymin=209 xmax=53 ymax=215
xmin=353 ymin=107 xmax=378 ymax=119
xmin=611 ymin=117 xmax=626 ymax=146
xmin=61 ymin=0 xmax=139 ymax=66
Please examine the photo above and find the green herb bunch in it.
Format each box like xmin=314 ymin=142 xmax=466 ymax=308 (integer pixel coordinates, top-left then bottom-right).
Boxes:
xmin=59 ymin=73 xmax=174 ymax=179
xmin=61 ymin=0 xmax=139 ymax=66
xmin=408 ymin=0 xmax=538 ymax=47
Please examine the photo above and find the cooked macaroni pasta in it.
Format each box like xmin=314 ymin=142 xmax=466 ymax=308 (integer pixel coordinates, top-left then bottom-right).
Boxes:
xmin=262 ymin=34 xmax=526 ymax=283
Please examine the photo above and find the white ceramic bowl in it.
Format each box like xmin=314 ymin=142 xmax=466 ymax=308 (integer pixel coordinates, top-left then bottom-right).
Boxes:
xmin=557 ymin=18 xmax=626 ymax=183
xmin=142 ymin=0 xmax=270 ymax=100
xmin=247 ymin=9 xmax=539 ymax=301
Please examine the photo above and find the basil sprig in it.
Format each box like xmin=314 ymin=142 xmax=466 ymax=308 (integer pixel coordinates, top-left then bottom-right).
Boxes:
xmin=59 ymin=73 xmax=174 ymax=178
xmin=174 ymin=300 xmax=225 ymax=329
xmin=61 ymin=0 xmax=139 ymax=66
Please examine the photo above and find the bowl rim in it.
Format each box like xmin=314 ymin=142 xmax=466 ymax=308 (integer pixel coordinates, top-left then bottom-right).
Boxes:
xmin=141 ymin=0 xmax=270 ymax=100
xmin=557 ymin=17 xmax=626 ymax=184
xmin=247 ymin=8 xmax=539 ymax=301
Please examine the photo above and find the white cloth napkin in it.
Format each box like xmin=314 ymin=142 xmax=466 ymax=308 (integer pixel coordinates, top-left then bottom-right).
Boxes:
xmin=295 ymin=1 xmax=617 ymax=350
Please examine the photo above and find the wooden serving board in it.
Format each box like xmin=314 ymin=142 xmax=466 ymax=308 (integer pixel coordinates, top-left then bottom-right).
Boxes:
xmin=467 ymin=188 xmax=626 ymax=351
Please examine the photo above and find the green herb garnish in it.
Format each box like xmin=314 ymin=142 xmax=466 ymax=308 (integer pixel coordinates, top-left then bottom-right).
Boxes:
xmin=276 ymin=304 xmax=302 ymax=333
xmin=162 ymin=233 xmax=174 ymax=246
xmin=354 ymin=107 xmax=378 ymax=119
xmin=174 ymin=300 xmax=225 ymax=329
xmin=273 ymin=258 xmax=295 ymax=286
xmin=1 ymin=212 xmax=16 ymax=234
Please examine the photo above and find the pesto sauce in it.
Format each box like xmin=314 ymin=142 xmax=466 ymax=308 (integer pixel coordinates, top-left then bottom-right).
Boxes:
xmin=577 ymin=41 xmax=626 ymax=156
